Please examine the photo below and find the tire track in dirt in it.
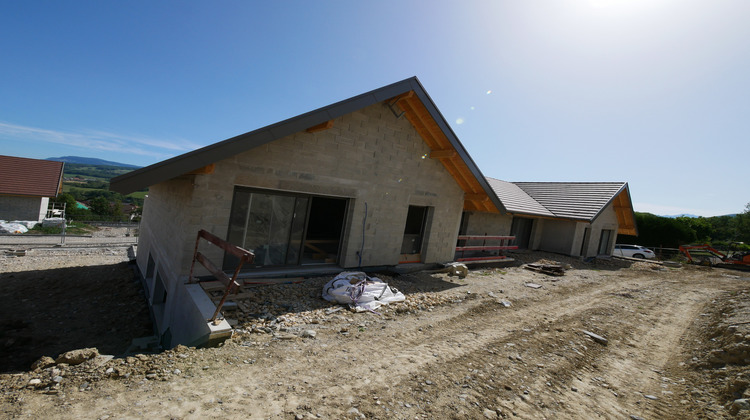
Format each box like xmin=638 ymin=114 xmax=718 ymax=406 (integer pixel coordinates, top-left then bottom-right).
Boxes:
xmin=346 ymin=274 xmax=730 ymax=419
xmin=272 ymin=277 xmax=655 ymax=418
xmin=85 ymin=277 xmax=631 ymax=419
xmin=9 ymin=265 xmax=743 ymax=420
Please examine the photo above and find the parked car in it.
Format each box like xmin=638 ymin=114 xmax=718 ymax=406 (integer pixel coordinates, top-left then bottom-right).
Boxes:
xmin=613 ymin=244 xmax=656 ymax=259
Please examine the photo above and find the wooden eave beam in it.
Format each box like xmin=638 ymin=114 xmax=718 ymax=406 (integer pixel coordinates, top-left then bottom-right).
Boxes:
xmin=430 ymin=149 xmax=457 ymax=159
xmin=398 ymin=101 xmax=441 ymax=150
xmin=186 ymin=164 xmax=215 ymax=175
xmin=388 ymin=90 xmax=415 ymax=105
xmin=465 ymin=193 xmax=490 ymax=202
xmin=305 ymin=120 xmax=334 ymax=133
xmin=398 ymin=96 xmax=501 ymax=214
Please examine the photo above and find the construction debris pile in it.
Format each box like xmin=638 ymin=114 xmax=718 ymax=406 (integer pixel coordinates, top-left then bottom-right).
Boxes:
xmin=201 ymin=272 xmax=466 ymax=331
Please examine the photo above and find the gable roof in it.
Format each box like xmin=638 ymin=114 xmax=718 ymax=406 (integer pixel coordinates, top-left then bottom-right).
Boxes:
xmin=0 ymin=155 xmax=64 ymax=198
xmin=487 ymin=179 xmax=555 ymax=218
xmin=486 ymin=178 xmax=637 ymax=235
xmin=110 ymin=77 xmax=505 ymax=214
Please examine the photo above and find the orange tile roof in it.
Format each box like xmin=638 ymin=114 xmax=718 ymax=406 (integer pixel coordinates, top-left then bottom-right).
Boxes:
xmin=0 ymin=155 xmax=64 ymax=197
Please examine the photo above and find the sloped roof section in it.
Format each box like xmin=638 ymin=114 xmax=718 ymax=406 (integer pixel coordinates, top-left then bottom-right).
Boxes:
xmin=0 ymin=155 xmax=64 ymax=197
xmin=110 ymin=77 xmax=504 ymax=214
xmin=486 ymin=178 xmax=554 ymax=217
xmin=515 ymin=182 xmax=628 ymax=221
xmin=485 ymin=179 xmax=637 ymax=236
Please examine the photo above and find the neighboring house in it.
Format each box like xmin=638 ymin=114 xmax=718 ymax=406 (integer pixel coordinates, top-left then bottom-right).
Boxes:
xmin=0 ymin=155 xmax=64 ymax=222
xmin=110 ymin=77 xmax=506 ymax=348
xmin=471 ymin=178 xmax=637 ymax=258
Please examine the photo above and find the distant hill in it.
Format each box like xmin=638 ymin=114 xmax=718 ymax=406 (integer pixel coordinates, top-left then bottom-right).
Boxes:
xmin=47 ymin=156 xmax=140 ymax=168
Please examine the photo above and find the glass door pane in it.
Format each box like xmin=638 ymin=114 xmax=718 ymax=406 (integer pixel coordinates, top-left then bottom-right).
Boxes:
xmin=224 ymin=188 xmax=344 ymax=269
xmin=285 ymin=197 xmax=309 ymax=265
xmin=244 ymin=193 xmax=296 ymax=266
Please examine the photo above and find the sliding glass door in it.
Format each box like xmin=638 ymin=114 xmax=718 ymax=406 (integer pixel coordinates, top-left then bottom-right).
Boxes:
xmin=224 ymin=188 xmax=346 ymax=269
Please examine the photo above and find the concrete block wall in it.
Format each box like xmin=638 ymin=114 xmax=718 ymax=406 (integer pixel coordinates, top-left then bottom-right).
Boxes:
xmin=138 ymin=101 xmax=467 ymax=284
xmin=462 ymin=212 xmax=512 ymax=238
xmin=183 ymin=102 xmax=465 ymax=270
xmin=537 ymin=219 xmax=578 ymax=255
xmin=0 ymin=195 xmax=46 ymax=222
xmin=575 ymin=203 xmax=619 ymax=256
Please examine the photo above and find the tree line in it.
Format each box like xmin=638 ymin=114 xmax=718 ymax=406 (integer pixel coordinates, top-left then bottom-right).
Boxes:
xmin=55 ymin=192 xmax=141 ymax=222
xmin=617 ymin=202 xmax=750 ymax=250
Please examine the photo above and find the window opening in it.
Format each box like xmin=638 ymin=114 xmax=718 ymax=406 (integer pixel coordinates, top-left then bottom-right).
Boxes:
xmin=598 ymin=229 xmax=613 ymax=255
xmin=580 ymin=227 xmax=591 ymax=257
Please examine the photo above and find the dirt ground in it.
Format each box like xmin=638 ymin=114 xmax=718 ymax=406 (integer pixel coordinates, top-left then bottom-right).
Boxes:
xmin=1 ymin=245 xmax=750 ymax=419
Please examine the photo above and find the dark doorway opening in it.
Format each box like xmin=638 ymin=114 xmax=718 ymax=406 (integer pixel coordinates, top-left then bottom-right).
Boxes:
xmin=302 ymin=197 xmax=347 ymax=264
xmin=400 ymin=205 xmax=429 ymax=263
xmin=510 ymin=217 xmax=534 ymax=249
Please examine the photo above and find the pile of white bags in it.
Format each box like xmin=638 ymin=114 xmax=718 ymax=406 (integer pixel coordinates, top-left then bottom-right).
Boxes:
xmin=322 ymin=271 xmax=405 ymax=312
xmin=0 ymin=221 xmax=37 ymax=234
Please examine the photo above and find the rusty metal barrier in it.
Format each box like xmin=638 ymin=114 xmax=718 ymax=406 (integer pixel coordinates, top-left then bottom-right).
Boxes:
xmin=188 ymin=229 xmax=254 ymax=324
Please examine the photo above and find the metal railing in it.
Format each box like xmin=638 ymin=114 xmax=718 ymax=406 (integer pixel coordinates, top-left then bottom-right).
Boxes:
xmin=188 ymin=229 xmax=255 ymax=324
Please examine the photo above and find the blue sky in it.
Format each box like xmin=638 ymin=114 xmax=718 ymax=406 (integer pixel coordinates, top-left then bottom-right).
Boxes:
xmin=2 ymin=1 xmax=748 ymax=217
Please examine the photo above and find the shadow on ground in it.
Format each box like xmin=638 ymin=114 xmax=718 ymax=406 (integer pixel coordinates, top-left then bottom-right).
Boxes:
xmin=0 ymin=262 xmax=152 ymax=373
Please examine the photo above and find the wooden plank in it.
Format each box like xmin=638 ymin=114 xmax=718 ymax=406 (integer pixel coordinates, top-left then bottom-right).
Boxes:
xmin=199 ymin=280 xmax=228 ymax=292
xmin=429 ymin=149 xmax=456 ymax=159
xmin=387 ymin=90 xmax=414 ymax=104
xmin=195 ymin=252 xmax=233 ymax=287
xmin=197 ymin=229 xmax=254 ymax=262
xmin=186 ymin=164 xmax=215 ymax=175
xmin=524 ymin=263 xmax=565 ymax=276
xmin=456 ymin=256 xmax=509 ymax=262
xmin=456 ymin=245 xmax=519 ymax=251
xmin=464 ymin=193 xmax=489 ymax=202
xmin=399 ymin=253 xmax=421 ymax=264
xmin=305 ymin=120 xmax=334 ymax=133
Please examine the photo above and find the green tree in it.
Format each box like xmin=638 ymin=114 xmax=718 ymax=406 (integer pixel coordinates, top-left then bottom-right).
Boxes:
xmin=112 ymin=199 xmax=123 ymax=220
xmin=618 ymin=213 xmax=696 ymax=248
xmin=677 ymin=216 xmax=713 ymax=242
xmin=54 ymin=193 xmax=91 ymax=218
xmin=736 ymin=202 xmax=750 ymax=245
xmin=90 ymin=196 xmax=111 ymax=216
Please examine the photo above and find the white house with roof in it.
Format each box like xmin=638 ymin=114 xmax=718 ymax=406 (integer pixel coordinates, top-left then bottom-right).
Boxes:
xmin=460 ymin=178 xmax=637 ymax=258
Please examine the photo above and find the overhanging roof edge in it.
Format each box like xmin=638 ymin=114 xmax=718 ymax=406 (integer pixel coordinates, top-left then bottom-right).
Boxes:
xmin=589 ymin=182 xmax=629 ymax=223
xmin=409 ymin=79 xmax=507 ymax=214
xmin=111 ymin=78 xmax=421 ymax=194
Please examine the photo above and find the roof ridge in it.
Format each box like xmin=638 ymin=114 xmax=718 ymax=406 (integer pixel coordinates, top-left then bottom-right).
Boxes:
xmin=509 ymin=181 xmax=557 ymax=217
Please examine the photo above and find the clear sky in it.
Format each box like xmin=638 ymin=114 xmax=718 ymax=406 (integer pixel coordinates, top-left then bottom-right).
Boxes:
xmin=2 ymin=1 xmax=748 ymax=217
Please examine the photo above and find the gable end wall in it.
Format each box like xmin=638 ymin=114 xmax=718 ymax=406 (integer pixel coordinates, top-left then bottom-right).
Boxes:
xmin=136 ymin=101 xmax=466 ymax=285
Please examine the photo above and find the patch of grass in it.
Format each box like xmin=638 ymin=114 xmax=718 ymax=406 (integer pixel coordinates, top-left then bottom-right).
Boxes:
xmin=26 ymin=222 xmax=97 ymax=235
xmin=127 ymin=191 xmax=147 ymax=200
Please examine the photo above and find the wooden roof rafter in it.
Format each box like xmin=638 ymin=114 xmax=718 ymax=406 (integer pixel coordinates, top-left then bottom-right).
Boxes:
xmin=391 ymin=93 xmax=499 ymax=213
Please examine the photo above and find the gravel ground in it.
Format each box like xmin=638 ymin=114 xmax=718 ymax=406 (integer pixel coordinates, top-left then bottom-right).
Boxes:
xmin=2 ymin=233 xmax=750 ymax=419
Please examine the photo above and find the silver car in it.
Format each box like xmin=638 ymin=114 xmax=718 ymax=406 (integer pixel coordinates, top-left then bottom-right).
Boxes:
xmin=613 ymin=244 xmax=656 ymax=259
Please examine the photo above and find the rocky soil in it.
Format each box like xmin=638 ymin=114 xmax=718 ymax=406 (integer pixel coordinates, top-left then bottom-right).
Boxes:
xmin=1 ymin=239 xmax=750 ymax=419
